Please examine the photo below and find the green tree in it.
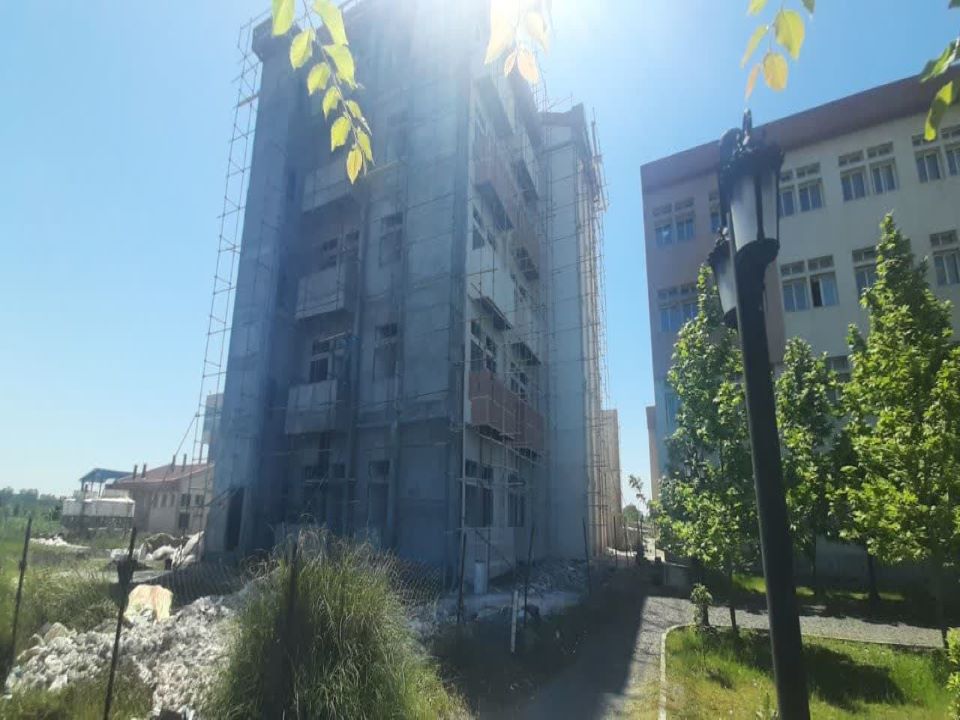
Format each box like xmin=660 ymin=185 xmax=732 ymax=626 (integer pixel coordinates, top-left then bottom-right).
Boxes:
xmin=843 ymin=214 xmax=960 ymax=647
xmin=622 ymin=504 xmax=640 ymax=526
xmin=657 ymin=265 xmax=758 ymax=632
xmin=775 ymin=337 xmax=839 ymax=596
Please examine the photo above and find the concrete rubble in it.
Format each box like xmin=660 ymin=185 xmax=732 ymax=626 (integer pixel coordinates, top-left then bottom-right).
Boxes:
xmin=3 ymin=591 xmax=238 ymax=719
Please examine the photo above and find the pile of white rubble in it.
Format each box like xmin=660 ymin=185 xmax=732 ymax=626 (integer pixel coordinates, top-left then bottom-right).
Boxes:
xmin=3 ymin=587 xmax=239 ymax=719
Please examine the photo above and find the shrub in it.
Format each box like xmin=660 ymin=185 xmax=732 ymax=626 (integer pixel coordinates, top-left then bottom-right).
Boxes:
xmin=205 ymin=532 xmax=464 ymax=719
xmin=690 ymin=583 xmax=713 ymax=627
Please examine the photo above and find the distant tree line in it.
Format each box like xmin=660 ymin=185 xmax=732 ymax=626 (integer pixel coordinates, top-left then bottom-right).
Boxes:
xmin=0 ymin=487 xmax=61 ymax=522
xmin=654 ymin=215 xmax=960 ymax=646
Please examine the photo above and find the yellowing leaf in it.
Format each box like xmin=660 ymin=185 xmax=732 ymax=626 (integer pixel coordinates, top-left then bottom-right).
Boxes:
xmin=745 ymin=63 xmax=761 ymax=100
xmin=741 ymin=25 xmax=768 ymax=68
xmin=762 ymin=51 xmax=788 ymax=91
xmin=314 ymin=0 xmax=348 ymax=46
xmin=322 ymin=86 xmax=340 ymax=118
xmin=925 ymin=79 xmax=958 ymax=141
xmin=307 ymin=62 xmax=331 ymax=95
xmin=344 ymin=99 xmax=362 ymax=119
xmin=802 ymin=0 xmax=815 ymax=13
xmin=524 ymin=11 xmax=550 ymax=53
xmin=357 ymin=129 xmax=373 ymax=163
xmin=517 ymin=47 xmax=539 ymax=84
xmin=485 ymin=0 xmax=517 ymax=63
xmin=324 ymin=44 xmax=356 ymax=87
xmin=347 ymin=144 xmax=363 ymax=183
xmin=331 ymin=114 xmax=351 ymax=151
xmin=774 ymin=9 xmax=805 ymax=60
xmin=747 ymin=0 xmax=768 ymax=16
xmin=503 ymin=48 xmax=518 ymax=76
xmin=272 ymin=0 xmax=294 ymax=36
xmin=290 ymin=29 xmax=315 ymax=70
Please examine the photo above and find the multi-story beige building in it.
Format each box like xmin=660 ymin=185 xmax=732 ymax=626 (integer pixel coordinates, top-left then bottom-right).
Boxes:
xmin=642 ymin=74 xmax=960 ymax=498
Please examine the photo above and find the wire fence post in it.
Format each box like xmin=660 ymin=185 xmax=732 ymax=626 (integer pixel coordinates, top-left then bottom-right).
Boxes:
xmin=283 ymin=537 xmax=299 ymax=717
xmin=582 ymin=518 xmax=592 ymax=595
xmin=456 ymin=531 xmax=466 ymax=625
xmin=613 ymin=516 xmax=620 ymax=569
xmin=522 ymin=522 xmax=534 ymax=633
xmin=8 ymin=515 xmax=32 ymax=673
xmin=103 ymin=527 xmax=137 ymax=720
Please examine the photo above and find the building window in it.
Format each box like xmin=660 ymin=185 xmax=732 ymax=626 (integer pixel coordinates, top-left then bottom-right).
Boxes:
xmin=810 ymin=272 xmax=839 ymax=307
xmin=675 ymin=213 xmax=695 ymax=242
xmin=778 ymin=187 xmax=796 ymax=217
xmin=664 ymin=389 xmax=679 ymax=431
xmin=782 ymin=278 xmax=809 ymax=312
xmin=710 ymin=207 xmax=722 ymax=233
xmin=309 ymin=356 xmax=329 ymax=383
xmin=916 ymin=149 xmax=942 ymax=183
xmin=464 ymin=482 xmax=493 ymax=528
xmin=946 ymin=144 xmax=960 ymax=177
xmin=178 ymin=513 xmax=190 ymax=531
xmin=369 ymin=460 xmax=390 ymax=478
xmin=841 ymin=169 xmax=867 ymax=202
xmin=654 ymin=221 xmax=673 ymax=246
xmin=194 ymin=494 xmax=204 ymax=506
xmin=508 ymin=489 xmax=525 ymax=528
xmin=853 ymin=246 xmax=878 ymax=296
xmin=934 ymin=249 xmax=960 ymax=287
xmin=379 ymin=212 xmax=403 ymax=265
xmin=161 ymin=493 xmax=168 ymax=508
xmin=657 ymin=283 xmax=697 ymax=333
xmin=180 ymin=494 xmax=190 ymax=508
xmin=827 ymin=355 xmax=851 ymax=383
xmin=470 ymin=341 xmax=483 ymax=372
xmin=870 ymin=161 xmax=897 ymax=194
xmin=152 ymin=494 xmax=159 ymax=508
xmin=470 ymin=318 xmax=482 ymax=339
xmin=798 ymin=181 xmax=823 ymax=212
xmin=374 ymin=323 xmax=399 ymax=380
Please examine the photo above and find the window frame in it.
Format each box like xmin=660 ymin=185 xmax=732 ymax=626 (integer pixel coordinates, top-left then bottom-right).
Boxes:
xmin=797 ymin=180 xmax=823 ymax=212
xmin=841 ymin=168 xmax=867 ymax=202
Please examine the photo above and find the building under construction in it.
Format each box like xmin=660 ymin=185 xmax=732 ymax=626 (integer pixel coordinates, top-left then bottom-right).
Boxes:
xmin=200 ymin=0 xmax=618 ymax=580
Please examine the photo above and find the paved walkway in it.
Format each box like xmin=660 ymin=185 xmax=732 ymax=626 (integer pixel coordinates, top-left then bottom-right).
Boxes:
xmin=491 ymin=570 xmax=940 ymax=720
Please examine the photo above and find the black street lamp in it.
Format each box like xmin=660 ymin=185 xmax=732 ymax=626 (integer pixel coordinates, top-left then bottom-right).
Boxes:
xmin=708 ymin=111 xmax=810 ymax=720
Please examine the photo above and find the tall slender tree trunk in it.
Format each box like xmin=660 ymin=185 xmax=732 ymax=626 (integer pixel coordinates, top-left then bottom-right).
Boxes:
xmin=933 ymin=560 xmax=947 ymax=649
xmin=727 ymin=562 xmax=738 ymax=635
xmin=811 ymin=548 xmax=820 ymax=600
xmin=866 ymin=551 xmax=880 ymax=605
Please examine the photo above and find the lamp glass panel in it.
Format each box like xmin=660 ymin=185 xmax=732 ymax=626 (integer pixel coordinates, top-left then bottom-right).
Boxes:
xmin=728 ymin=173 xmax=758 ymax=251
xmin=759 ymin=169 xmax=778 ymax=242
xmin=711 ymin=244 xmax=737 ymax=314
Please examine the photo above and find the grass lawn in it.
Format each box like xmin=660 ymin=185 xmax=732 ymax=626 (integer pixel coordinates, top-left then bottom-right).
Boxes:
xmin=665 ymin=627 xmax=951 ymax=719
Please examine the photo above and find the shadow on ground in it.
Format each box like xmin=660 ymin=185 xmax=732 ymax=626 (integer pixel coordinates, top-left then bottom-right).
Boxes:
xmin=434 ymin=566 xmax=658 ymax=719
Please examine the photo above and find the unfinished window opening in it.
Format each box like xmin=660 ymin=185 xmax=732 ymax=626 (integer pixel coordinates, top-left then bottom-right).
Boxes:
xmin=379 ymin=212 xmax=403 ymax=265
xmin=810 ymin=272 xmax=839 ymax=307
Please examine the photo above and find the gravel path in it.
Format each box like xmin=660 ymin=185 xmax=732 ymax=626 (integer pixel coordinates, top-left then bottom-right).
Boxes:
xmin=710 ymin=600 xmax=944 ymax=647
xmin=493 ymin=571 xmax=940 ymax=719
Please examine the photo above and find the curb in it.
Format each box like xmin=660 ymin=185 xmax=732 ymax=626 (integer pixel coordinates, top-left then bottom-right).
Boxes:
xmin=658 ymin=623 xmax=687 ymax=720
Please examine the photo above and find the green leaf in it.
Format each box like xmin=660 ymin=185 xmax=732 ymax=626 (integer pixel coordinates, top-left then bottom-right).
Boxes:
xmin=356 ymin=129 xmax=373 ymax=163
xmin=802 ymin=0 xmax=815 ymax=12
xmin=324 ymin=44 xmax=356 ymax=87
xmin=951 ymin=0 xmax=960 ymax=8
xmin=919 ymin=40 xmax=959 ymax=83
xmin=271 ymin=0 xmax=295 ymax=36
xmin=745 ymin=63 xmax=761 ymax=99
xmin=925 ymin=79 xmax=959 ymax=141
xmin=313 ymin=0 xmax=348 ymax=46
xmin=322 ymin=86 xmax=340 ymax=118
xmin=762 ymin=51 xmax=788 ymax=91
xmin=346 ymin=144 xmax=363 ymax=183
xmin=741 ymin=25 xmax=768 ymax=68
xmin=747 ymin=0 xmax=768 ymax=16
xmin=290 ymin=29 xmax=315 ymax=70
xmin=503 ymin=48 xmax=518 ymax=76
xmin=774 ymin=9 xmax=805 ymax=60
xmin=307 ymin=62 xmax=332 ymax=95
xmin=331 ymin=114 xmax=351 ymax=151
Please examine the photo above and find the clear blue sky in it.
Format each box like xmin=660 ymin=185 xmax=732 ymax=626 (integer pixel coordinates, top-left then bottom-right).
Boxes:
xmin=0 ymin=2 xmax=952 ymax=498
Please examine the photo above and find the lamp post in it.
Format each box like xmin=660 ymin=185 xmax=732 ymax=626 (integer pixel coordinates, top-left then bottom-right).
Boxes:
xmin=708 ymin=111 xmax=810 ymax=720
